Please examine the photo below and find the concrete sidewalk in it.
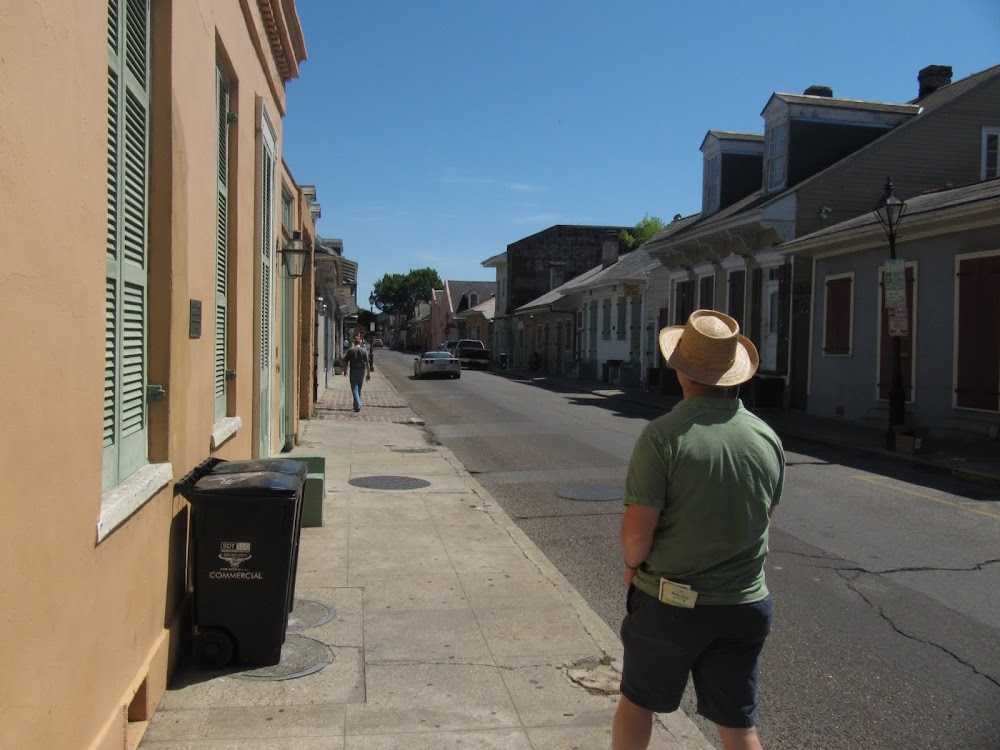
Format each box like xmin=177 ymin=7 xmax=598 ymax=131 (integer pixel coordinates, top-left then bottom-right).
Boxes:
xmin=140 ymin=368 xmax=711 ymax=749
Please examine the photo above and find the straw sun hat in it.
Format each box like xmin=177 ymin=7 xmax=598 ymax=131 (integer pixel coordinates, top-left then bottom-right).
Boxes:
xmin=658 ymin=310 xmax=759 ymax=387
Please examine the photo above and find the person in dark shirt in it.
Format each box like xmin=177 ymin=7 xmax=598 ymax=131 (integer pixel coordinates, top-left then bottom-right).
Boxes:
xmin=343 ymin=335 xmax=371 ymax=412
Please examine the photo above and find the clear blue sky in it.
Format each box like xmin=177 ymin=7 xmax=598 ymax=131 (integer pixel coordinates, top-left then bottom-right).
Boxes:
xmin=282 ymin=0 xmax=998 ymax=310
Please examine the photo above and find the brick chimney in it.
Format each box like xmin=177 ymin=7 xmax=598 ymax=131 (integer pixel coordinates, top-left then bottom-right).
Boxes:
xmin=601 ymin=230 xmax=620 ymax=269
xmin=803 ymin=85 xmax=833 ymax=97
xmin=918 ymin=65 xmax=952 ymax=99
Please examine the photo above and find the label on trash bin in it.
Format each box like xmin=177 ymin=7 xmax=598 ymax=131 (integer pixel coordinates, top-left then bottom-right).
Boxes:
xmin=209 ymin=541 xmax=263 ymax=580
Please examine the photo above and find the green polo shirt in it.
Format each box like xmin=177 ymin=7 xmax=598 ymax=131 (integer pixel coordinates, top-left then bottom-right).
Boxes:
xmin=625 ymin=396 xmax=784 ymax=605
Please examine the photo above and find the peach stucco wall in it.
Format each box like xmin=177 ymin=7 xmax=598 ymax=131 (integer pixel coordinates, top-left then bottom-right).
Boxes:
xmin=0 ymin=1 xmax=305 ymax=748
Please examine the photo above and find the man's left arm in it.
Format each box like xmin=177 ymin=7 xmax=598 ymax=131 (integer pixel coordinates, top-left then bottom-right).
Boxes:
xmin=621 ymin=505 xmax=661 ymax=585
xmin=620 ymin=427 xmax=667 ymax=585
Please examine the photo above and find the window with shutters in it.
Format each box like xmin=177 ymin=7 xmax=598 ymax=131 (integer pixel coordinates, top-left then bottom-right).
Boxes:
xmin=575 ymin=310 xmax=583 ymax=360
xmin=702 ymin=155 xmax=720 ymax=214
xmin=587 ymin=299 xmax=597 ymax=358
xmin=629 ymin=296 xmax=642 ymax=356
xmin=602 ymin=299 xmax=612 ymax=340
xmin=616 ymin=297 xmax=626 ymax=340
xmin=982 ymin=127 xmax=1000 ymax=181
xmin=673 ymin=279 xmax=694 ymax=325
xmin=764 ymin=120 xmax=788 ymax=193
xmin=698 ymin=274 xmax=715 ymax=310
xmin=281 ymin=189 xmax=294 ymax=232
xmin=104 ymin=0 xmax=150 ymax=492
xmin=259 ymin=111 xmax=277 ymax=458
xmin=214 ymin=66 xmax=231 ymax=423
xmin=822 ymin=273 xmax=853 ymax=356
xmin=727 ymin=269 xmax=746 ymax=333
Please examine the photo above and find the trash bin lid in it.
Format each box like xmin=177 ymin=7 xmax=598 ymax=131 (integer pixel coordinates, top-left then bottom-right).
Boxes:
xmin=187 ymin=470 xmax=302 ymax=500
xmin=210 ymin=458 xmax=307 ymax=476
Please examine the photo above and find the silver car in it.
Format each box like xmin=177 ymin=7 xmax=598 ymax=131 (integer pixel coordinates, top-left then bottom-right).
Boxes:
xmin=414 ymin=351 xmax=461 ymax=379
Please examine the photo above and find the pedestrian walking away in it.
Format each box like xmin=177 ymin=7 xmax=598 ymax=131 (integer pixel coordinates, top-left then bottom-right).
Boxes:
xmin=343 ymin=335 xmax=371 ymax=412
xmin=612 ymin=309 xmax=785 ymax=750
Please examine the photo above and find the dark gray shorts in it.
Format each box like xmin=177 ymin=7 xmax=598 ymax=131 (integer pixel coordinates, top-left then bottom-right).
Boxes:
xmin=620 ymin=585 xmax=772 ymax=728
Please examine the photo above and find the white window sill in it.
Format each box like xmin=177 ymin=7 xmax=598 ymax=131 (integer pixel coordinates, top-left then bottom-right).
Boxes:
xmin=98 ymin=462 xmax=173 ymax=543
xmin=211 ymin=416 xmax=243 ymax=450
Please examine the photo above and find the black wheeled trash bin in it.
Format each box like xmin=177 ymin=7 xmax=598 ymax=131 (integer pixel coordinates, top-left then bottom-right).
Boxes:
xmin=177 ymin=457 xmax=307 ymax=669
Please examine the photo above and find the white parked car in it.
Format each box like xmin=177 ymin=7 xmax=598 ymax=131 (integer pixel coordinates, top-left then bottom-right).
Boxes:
xmin=414 ymin=351 xmax=461 ymax=379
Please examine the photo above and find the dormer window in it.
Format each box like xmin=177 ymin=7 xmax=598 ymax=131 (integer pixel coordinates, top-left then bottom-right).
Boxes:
xmin=983 ymin=127 xmax=1000 ymax=180
xmin=764 ymin=121 xmax=788 ymax=192
xmin=470 ymin=293 xmax=479 ymax=306
xmin=703 ymin=155 xmax=720 ymax=213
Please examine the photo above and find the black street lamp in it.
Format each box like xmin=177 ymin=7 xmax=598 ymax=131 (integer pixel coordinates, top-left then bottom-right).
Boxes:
xmin=873 ymin=177 xmax=907 ymax=449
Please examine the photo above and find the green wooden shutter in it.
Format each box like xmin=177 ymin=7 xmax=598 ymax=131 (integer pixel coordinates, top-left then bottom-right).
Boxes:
xmin=104 ymin=0 xmax=149 ymax=491
xmin=259 ymin=129 xmax=275 ymax=457
xmin=630 ymin=296 xmax=641 ymax=357
xmin=587 ymin=299 xmax=597 ymax=359
xmin=616 ymin=297 xmax=627 ymax=340
xmin=214 ymin=68 xmax=229 ymax=422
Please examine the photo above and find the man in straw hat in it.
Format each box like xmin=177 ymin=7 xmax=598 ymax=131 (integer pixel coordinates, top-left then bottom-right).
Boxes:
xmin=612 ymin=310 xmax=785 ymax=750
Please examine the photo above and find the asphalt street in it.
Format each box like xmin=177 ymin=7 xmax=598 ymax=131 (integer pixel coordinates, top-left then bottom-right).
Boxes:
xmin=379 ymin=349 xmax=1000 ymax=750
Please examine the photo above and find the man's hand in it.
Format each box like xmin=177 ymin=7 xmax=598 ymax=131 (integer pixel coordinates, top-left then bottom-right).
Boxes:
xmin=625 ymin=566 xmax=637 ymax=587
xmin=366 ymin=373 xmax=371 ymax=381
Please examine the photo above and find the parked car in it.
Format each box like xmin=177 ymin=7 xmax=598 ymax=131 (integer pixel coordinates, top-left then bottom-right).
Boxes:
xmin=372 ymin=338 xmax=384 ymax=348
xmin=414 ymin=351 xmax=461 ymax=379
xmin=454 ymin=339 xmax=490 ymax=369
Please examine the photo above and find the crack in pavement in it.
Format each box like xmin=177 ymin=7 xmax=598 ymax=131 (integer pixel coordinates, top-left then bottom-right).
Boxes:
xmin=841 ymin=571 xmax=1000 ymax=689
xmin=838 ymin=557 xmax=1000 ymax=576
xmin=773 ymin=549 xmax=1000 ymax=576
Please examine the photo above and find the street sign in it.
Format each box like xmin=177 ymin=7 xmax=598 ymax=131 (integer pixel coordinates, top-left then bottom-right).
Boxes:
xmin=369 ymin=322 xmax=375 ymax=331
xmin=884 ymin=259 xmax=906 ymax=309
xmin=888 ymin=307 xmax=909 ymax=337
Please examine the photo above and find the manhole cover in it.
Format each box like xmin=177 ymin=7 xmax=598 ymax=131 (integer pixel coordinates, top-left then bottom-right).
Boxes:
xmin=555 ymin=484 xmax=623 ymax=502
xmin=233 ymin=634 xmax=332 ymax=681
xmin=391 ymin=448 xmax=437 ymax=454
xmin=287 ymin=598 xmax=336 ymax=632
xmin=349 ymin=475 xmax=431 ymax=490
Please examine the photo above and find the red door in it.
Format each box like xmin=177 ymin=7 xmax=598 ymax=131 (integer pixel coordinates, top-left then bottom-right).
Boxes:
xmin=956 ymin=255 xmax=1000 ymax=411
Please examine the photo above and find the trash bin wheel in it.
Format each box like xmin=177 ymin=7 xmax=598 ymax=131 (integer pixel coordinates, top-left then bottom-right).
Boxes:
xmin=195 ymin=627 xmax=236 ymax=669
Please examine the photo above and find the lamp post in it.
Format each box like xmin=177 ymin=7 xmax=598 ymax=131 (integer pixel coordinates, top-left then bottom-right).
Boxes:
xmin=873 ymin=177 xmax=907 ymax=449
xmin=279 ymin=231 xmax=308 ymax=278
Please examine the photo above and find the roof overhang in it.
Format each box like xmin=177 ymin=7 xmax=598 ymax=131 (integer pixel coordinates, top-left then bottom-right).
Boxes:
xmin=481 ymin=251 xmax=507 ymax=268
xmin=779 ymin=195 xmax=1000 ymax=260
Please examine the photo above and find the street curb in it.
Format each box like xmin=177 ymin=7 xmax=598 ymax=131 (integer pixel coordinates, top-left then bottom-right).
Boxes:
xmin=768 ymin=430 xmax=1000 ymax=489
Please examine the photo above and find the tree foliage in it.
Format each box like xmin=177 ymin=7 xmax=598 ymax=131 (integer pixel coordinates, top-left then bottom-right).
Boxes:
xmin=620 ymin=214 xmax=666 ymax=252
xmin=369 ymin=267 xmax=443 ymax=318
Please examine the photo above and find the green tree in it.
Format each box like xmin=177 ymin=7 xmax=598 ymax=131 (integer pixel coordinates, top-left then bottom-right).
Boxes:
xmin=620 ymin=214 xmax=666 ymax=252
xmin=370 ymin=267 xmax=443 ymax=318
